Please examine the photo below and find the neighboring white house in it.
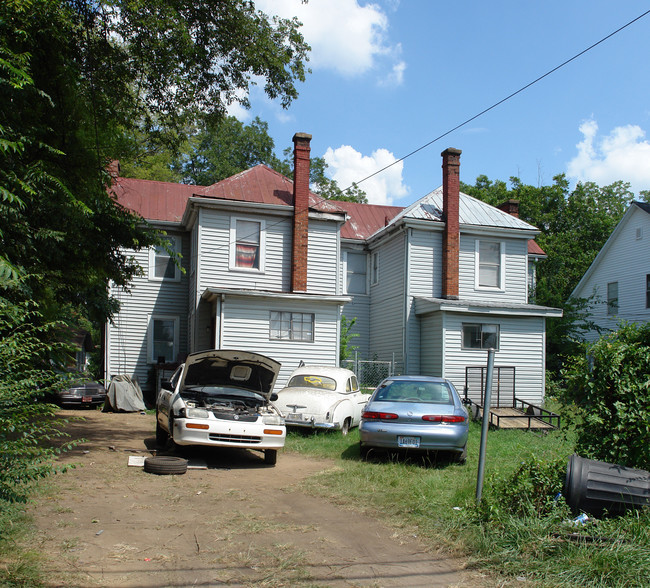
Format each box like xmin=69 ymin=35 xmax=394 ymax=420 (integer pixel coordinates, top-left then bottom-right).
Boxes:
xmin=571 ymin=201 xmax=650 ymax=342
xmin=104 ymin=137 xmax=561 ymax=405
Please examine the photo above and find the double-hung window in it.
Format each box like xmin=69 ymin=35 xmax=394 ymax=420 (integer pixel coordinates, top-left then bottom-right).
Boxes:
xmin=269 ymin=311 xmax=314 ymax=342
xmin=462 ymin=323 xmax=499 ymax=350
xmin=607 ymin=281 xmax=619 ymax=316
xmin=370 ymin=251 xmax=379 ymax=285
xmin=346 ymin=252 xmax=367 ymax=294
xmin=230 ymin=218 xmax=265 ymax=271
xmin=149 ymin=315 xmax=179 ymax=363
xmin=150 ymin=236 xmax=180 ymax=281
xmin=476 ymin=240 xmax=504 ymax=290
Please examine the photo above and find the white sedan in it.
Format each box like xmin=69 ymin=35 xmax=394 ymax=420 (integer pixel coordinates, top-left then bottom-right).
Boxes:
xmin=156 ymin=350 xmax=285 ymax=465
xmin=276 ymin=366 xmax=367 ymax=435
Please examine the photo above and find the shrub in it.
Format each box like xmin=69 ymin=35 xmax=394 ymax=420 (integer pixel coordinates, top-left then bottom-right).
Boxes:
xmin=561 ymin=322 xmax=650 ymax=469
xmin=0 ymin=298 xmax=77 ymax=503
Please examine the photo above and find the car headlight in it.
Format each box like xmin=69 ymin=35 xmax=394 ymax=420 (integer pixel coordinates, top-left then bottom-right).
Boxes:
xmin=185 ymin=407 xmax=210 ymax=419
xmin=262 ymin=414 xmax=285 ymax=425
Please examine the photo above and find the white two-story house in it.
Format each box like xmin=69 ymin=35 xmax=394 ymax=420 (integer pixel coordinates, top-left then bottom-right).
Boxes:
xmin=571 ymin=201 xmax=650 ymax=341
xmin=105 ymin=137 xmax=561 ymax=405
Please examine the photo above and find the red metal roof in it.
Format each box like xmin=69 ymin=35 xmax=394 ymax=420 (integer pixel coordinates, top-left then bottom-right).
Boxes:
xmin=333 ymin=201 xmax=404 ymax=240
xmin=528 ymin=240 xmax=546 ymax=256
xmin=111 ymin=164 xmax=344 ymax=223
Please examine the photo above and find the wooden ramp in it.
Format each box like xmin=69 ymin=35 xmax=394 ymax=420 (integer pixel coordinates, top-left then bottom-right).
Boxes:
xmin=472 ymin=399 xmax=561 ymax=431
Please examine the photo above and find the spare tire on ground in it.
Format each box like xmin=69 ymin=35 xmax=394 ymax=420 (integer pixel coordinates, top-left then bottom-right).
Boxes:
xmin=144 ymin=456 xmax=188 ymax=475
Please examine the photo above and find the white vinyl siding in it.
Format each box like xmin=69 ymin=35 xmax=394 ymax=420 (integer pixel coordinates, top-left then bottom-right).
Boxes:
xmin=341 ymin=295 xmax=370 ymax=359
xmin=573 ymin=206 xmax=650 ymax=341
xmin=215 ymin=296 xmax=340 ymax=392
xmin=408 ymin=228 xmax=442 ymax=297
xmin=369 ymin=234 xmax=406 ymax=368
xmin=420 ymin=312 xmax=444 ymax=376
xmin=106 ymin=232 xmax=189 ymax=390
xmin=307 ymin=219 xmax=339 ymax=294
xmin=435 ymin=313 xmax=546 ymax=406
xmin=459 ymin=234 xmax=528 ymax=303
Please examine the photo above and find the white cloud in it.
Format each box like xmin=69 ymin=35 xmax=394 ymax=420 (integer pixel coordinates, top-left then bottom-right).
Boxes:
xmin=324 ymin=144 xmax=409 ymax=205
xmin=567 ymin=120 xmax=650 ymax=194
xmin=255 ymin=0 xmax=403 ymax=81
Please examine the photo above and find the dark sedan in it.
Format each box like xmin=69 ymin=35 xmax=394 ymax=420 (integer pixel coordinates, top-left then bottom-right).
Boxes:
xmin=56 ymin=380 xmax=107 ymax=408
xmin=359 ymin=375 xmax=469 ymax=462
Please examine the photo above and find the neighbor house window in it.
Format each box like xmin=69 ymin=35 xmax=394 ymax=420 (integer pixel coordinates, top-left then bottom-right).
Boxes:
xmin=346 ymin=252 xmax=367 ymax=294
xmin=149 ymin=316 xmax=179 ymax=363
xmin=370 ymin=251 xmax=379 ymax=285
xmin=149 ymin=236 xmax=180 ymax=281
xmin=269 ymin=311 xmax=314 ymax=342
xmin=647 ymin=275 xmax=650 ymax=309
xmin=476 ymin=240 xmax=504 ymax=289
xmin=230 ymin=218 xmax=265 ymax=271
xmin=607 ymin=281 xmax=618 ymax=316
xmin=462 ymin=323 xmax=499 ymax=350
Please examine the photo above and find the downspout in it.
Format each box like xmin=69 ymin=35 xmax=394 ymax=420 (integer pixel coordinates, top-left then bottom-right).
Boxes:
xmin=402 ymin=228 xmax=411 ymax=373
xmin=218 ymin=294 xmax=225 ymax=348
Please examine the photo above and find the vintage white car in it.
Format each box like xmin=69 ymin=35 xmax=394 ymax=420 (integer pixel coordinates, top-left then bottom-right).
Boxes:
xmin=276 ymin=366 xmax=367 ymax=435
xmin=156 ymin=350 xmax=285 ymax=465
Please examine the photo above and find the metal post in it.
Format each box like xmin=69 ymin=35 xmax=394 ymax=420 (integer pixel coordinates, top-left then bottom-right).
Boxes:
xmin=476 ymin=348 xmax=495 ymax=504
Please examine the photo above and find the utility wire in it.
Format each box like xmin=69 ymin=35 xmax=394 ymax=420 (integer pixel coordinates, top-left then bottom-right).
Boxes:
xmin=343 ymin=9 xmax=650 ymax=193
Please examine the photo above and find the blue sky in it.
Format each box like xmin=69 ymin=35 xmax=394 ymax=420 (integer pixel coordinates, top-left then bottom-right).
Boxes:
xmin=233 ymin=1 xmax=650 ymax=207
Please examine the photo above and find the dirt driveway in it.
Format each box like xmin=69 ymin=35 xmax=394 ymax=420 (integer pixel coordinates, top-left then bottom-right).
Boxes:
xmin=28 ymin=409 xmax=475 ymax=587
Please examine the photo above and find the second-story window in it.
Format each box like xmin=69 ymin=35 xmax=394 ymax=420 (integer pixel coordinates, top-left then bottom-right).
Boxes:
xmin=476 ymin=240 xmax=504 ymax=290
xmin=346 ymin=252 xmax=367 ymax=294
xmin=370 ymin=251 xmax=379 ymax=285
xmin=607 ymin=281 xmax=618 ymax=315
xmin=149 ymin=236 xmax=180 ymax=281
xmin=231 ymin=218 xmax=265 ymax=271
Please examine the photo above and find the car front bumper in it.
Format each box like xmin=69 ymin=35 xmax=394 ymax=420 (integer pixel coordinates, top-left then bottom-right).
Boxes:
xmin=172 ymin=418 xmax=286 ymax=449
xmin=359 ymin=421 xmax=468 ymax=452
xmin=58 ymin=394 xmax=107 ymax=407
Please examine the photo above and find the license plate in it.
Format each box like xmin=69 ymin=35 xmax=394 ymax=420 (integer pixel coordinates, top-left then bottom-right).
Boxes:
xmin=82 ymin=396 xmax=92 ymax=403
xmin=398 ymin=436 xmax=420 ymax=448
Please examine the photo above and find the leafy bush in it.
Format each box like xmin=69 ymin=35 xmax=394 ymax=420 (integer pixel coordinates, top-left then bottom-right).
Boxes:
xmin=561 ymin=322 xmax=650 ymax=469
xmin=0 ymin=298 xmax=77 ymax=503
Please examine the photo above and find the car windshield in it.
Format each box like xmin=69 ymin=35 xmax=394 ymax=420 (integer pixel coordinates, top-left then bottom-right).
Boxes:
xmin=287 ymin=375 xmax=337 ymax=391
xmin=373 ymin=381 xmax=453 ymax=404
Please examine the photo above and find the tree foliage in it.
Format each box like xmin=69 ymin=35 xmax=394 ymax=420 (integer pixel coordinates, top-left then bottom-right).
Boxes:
xmin=561 ymin=322 xmax=650 ymax=469
xmin=461 ymin=174 xmax=633 ymax=373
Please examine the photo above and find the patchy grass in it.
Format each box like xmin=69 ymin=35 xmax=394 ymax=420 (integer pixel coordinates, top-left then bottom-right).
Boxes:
xmin=285 ymin=421 xmax=650 ymax=587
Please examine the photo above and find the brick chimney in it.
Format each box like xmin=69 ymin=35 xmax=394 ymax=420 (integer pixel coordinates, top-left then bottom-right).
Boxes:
xmin=291 ymin=132 xmax=311 ymax=293
xmin=497 ymin=199 xmax=519 ymax=218
xmin=441 ymin=148 xmax=462 ymax=300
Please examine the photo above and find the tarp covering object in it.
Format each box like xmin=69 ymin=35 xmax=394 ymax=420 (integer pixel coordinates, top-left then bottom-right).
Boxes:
xmin=105 ymin=375 xmax=146 ymax=412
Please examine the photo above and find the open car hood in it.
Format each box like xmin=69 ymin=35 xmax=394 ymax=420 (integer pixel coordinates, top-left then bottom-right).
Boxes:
xmin=180 ymin=350 xmax=281 ymax=399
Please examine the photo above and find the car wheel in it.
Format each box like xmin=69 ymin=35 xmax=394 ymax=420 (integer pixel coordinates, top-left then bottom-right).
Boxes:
xmin=341 ymin=418 xmax=351 ymax=436
xmin=143 ymin=456 xmax=188 ymax=475
xmin=264 ymin=449 xmax=278 ymax=466
xmin=359 ymin=443 xmax=370 ymax=460
xmin=155 ymin=416 xmax=168 ymax=447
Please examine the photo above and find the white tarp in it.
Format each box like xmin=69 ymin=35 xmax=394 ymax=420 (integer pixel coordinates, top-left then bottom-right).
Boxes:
xmin=105 ymin=375 xmax=146 ymax=412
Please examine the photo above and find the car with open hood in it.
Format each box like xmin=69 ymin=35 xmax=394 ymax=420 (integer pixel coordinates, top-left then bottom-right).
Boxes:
xmin=276 ymin=366 xmax=367 ymax=435
xmin=155 ymin=350 xmax=284 ymax=465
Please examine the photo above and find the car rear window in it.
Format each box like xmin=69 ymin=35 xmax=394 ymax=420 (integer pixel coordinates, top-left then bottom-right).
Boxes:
xmin=374 ymin=381 xmax=453 ymax=404
xmin=287 ymin=375 xmax=337 ymax=390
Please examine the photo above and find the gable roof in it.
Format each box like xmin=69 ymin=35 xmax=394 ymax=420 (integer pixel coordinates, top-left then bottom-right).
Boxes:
xmin=332 ymin=201 xmax=403 ymax=240
xmin=388 ymin=187 xmax=539 ymax=232
xmin=111 ymin=164 xmax=345 ymax=224
xmin=571 ymin=201 xmax=650 ymax=298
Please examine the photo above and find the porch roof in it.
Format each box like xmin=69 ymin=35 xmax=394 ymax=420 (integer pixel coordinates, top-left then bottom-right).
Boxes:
xmin=414 ymin=297 xmax=563 ymax=318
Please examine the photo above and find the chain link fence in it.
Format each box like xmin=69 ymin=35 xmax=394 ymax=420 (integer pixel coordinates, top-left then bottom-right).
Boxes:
xmin=341 ymin=352 xmax=403 ymax=392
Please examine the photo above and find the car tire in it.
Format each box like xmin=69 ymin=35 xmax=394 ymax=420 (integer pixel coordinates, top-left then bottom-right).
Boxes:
xmin=264 ymin=449 xmax=278 ymax=466
xmin=360 ymin=443 xmax=370 ymax=460
xmin=341 ymin=418 xmax=351 ymax=436
xmin=155 ymin=416 xmax=168 ymax=447
xmin=143 ymin=456 xmax=188 ymax=475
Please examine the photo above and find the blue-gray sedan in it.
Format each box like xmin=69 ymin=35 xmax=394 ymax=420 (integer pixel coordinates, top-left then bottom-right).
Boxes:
xmin=359 ymin=376 xmax=469 ymax=462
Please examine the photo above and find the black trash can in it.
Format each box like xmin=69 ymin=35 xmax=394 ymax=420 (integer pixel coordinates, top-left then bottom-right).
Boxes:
xmin=564 ymin=454 xmax=650 ymax=516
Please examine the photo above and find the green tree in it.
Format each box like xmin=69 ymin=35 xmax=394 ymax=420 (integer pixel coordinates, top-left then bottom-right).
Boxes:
xmin=561 ymin=322 xmax=650 ymax=469
xmin=461 ymin=174 xmax=633 ymax=373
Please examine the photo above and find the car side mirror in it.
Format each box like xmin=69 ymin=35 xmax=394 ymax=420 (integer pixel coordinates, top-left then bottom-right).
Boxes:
xmin=270 ymin=392 xmax=278 ymax=402
xmin=160 ymin=379 xmax=174 ymax=392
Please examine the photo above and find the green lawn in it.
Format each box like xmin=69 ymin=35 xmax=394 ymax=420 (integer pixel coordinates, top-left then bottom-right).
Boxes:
xmin=285 ymin=421 xmax=650 ymax=587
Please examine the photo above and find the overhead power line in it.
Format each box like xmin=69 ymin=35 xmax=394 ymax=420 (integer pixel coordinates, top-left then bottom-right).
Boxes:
xmin=344 ymin=9 xmax=650 ymax=193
